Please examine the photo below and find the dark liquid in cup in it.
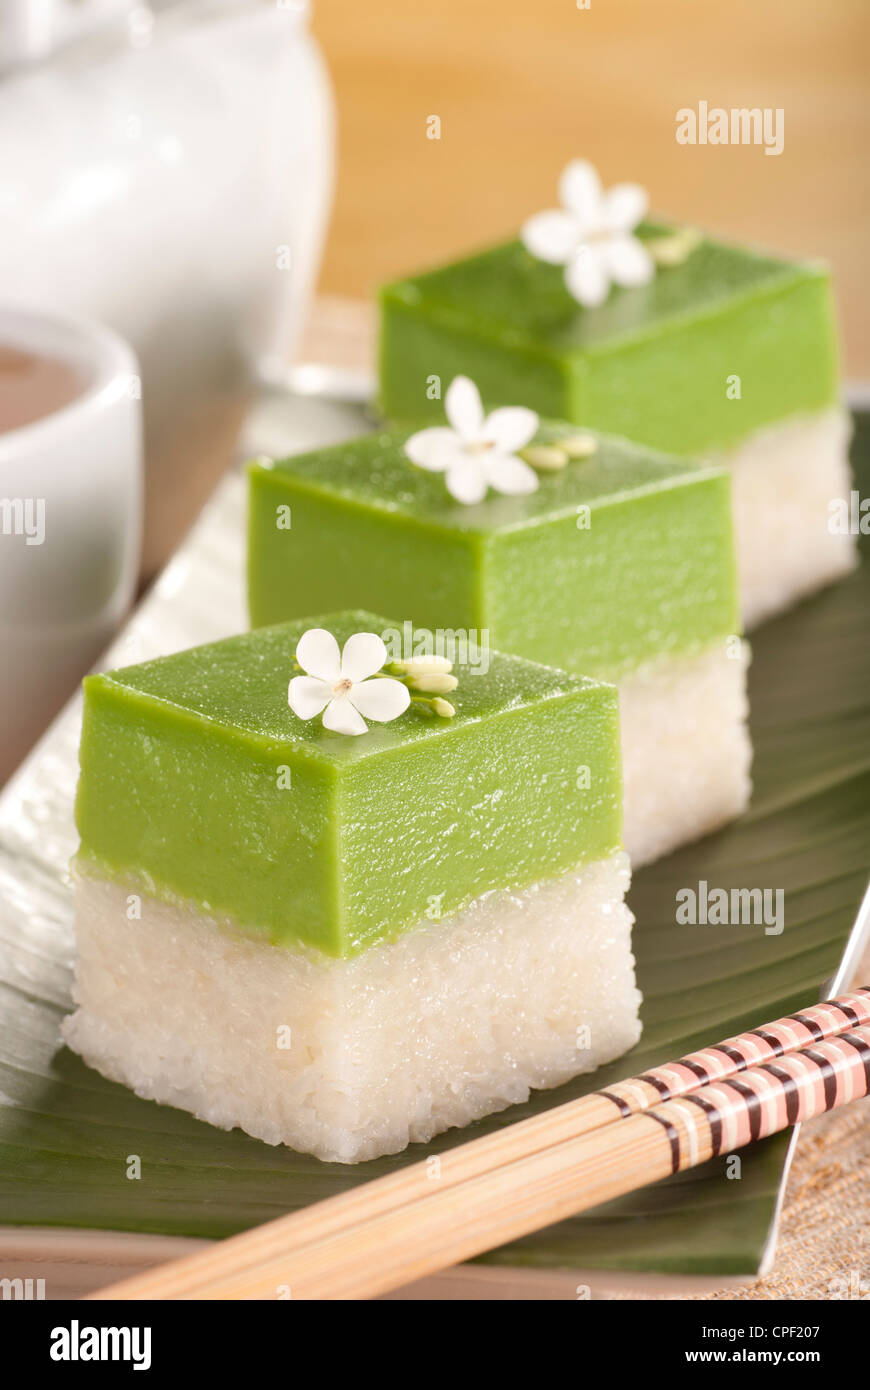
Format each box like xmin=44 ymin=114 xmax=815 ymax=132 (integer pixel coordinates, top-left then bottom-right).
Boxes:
xmin=0 ymin=345 xmax=89 ymax=433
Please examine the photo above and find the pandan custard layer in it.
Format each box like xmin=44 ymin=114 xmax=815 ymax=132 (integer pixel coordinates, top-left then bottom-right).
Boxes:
xmin=378 ymin=227 xmax=839 ymax=456
xmin=247 ymin=431 xmax=739 ymax=678
xmin=76 ymin=612 xmax=622 ymax=957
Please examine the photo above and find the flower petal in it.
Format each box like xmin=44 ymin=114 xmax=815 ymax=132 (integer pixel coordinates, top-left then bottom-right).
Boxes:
xmin=603 ymin=234 xmax=655 ymax=287
xmin=340 ymin=631 xmax=387 ymax=683
xmin=520 ymin=209 xmax=578 ymax=265
xmin=485 ymin=454 xmax=540 ymax=496
xmin=349 ymin=676 xmax=411 ymax=723
xmin=564 ymin=246 xmax=610 ymax=307
xmin=602 ymin=182 xmax=648 ymax=234
xmin=288 ymin=675 xmax=332 ymax=721
xmin=484 ymin=405 xmax=539 ymax=453
xmin=296 ymin=627 xmax=341 ymax=683
xmin=322 ymin=695 xmax=368 ymax=736
xmin=446 ymin=462 xmax=488 ymax=505
xmin=558 ymin=160 xmax=603 ymax=232
xmin=445 ymin=376 xmax=484 ymax=441
xmin=404 ymin=427 xmax=462 ymax=472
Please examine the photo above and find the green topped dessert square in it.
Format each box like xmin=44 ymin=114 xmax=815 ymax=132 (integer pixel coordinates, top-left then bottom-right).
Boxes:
xmin=75 ymin=611 xmax=621 ymax=957
xmin=378 ymin=160 xmax=854 ymax=628
xmin=247 ymin=430 xmax=738 ymax=680
xmin=247 ymin=377 xmax=750 ymax=867
xmin=378 ymin=230 xmax=837 ymax=457
xmin=66 ymin=608 xmax=641 ymax=1162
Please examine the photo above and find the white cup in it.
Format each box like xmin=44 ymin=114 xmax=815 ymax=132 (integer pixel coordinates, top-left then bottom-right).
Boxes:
xmin=0 ymin=306 xmax=142 ymax=783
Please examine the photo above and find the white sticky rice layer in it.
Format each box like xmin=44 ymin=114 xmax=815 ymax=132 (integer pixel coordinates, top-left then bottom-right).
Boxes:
xmin=620 ymin=639 xmax=752 ymax=869
xmin=714 ymin=406 xmax=856 ymax=629
xmin=63 ymin=852 xmax=641 ymax=1164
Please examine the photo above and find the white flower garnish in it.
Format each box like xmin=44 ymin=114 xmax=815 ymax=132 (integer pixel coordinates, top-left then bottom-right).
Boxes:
xmin=521 ymin=160 xmax=654 ymax=308
xmin=288 ymin=629 xmax=410 ymax=737
xmin=404 ymin=376 xmax=539 ymax=504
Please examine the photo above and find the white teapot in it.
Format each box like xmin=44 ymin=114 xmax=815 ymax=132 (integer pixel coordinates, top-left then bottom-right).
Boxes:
xmin=0 ymin=0 xmax=334 ymax=567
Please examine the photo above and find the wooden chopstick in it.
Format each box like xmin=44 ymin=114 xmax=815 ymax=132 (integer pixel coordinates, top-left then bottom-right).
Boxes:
xmin=89 ymin=987 xmax=870 ymax=1301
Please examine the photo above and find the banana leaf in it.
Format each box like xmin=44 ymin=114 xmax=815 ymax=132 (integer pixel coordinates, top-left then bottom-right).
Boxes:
xmin=0 ymin=413 xmax=867 ymax=1279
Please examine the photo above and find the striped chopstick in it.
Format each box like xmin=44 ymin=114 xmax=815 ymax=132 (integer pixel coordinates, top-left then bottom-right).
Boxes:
xmin=597 ymin=985 xmax=870 ymax=1116
xmin=90 ymin=987 xmax=870 ymax=1302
